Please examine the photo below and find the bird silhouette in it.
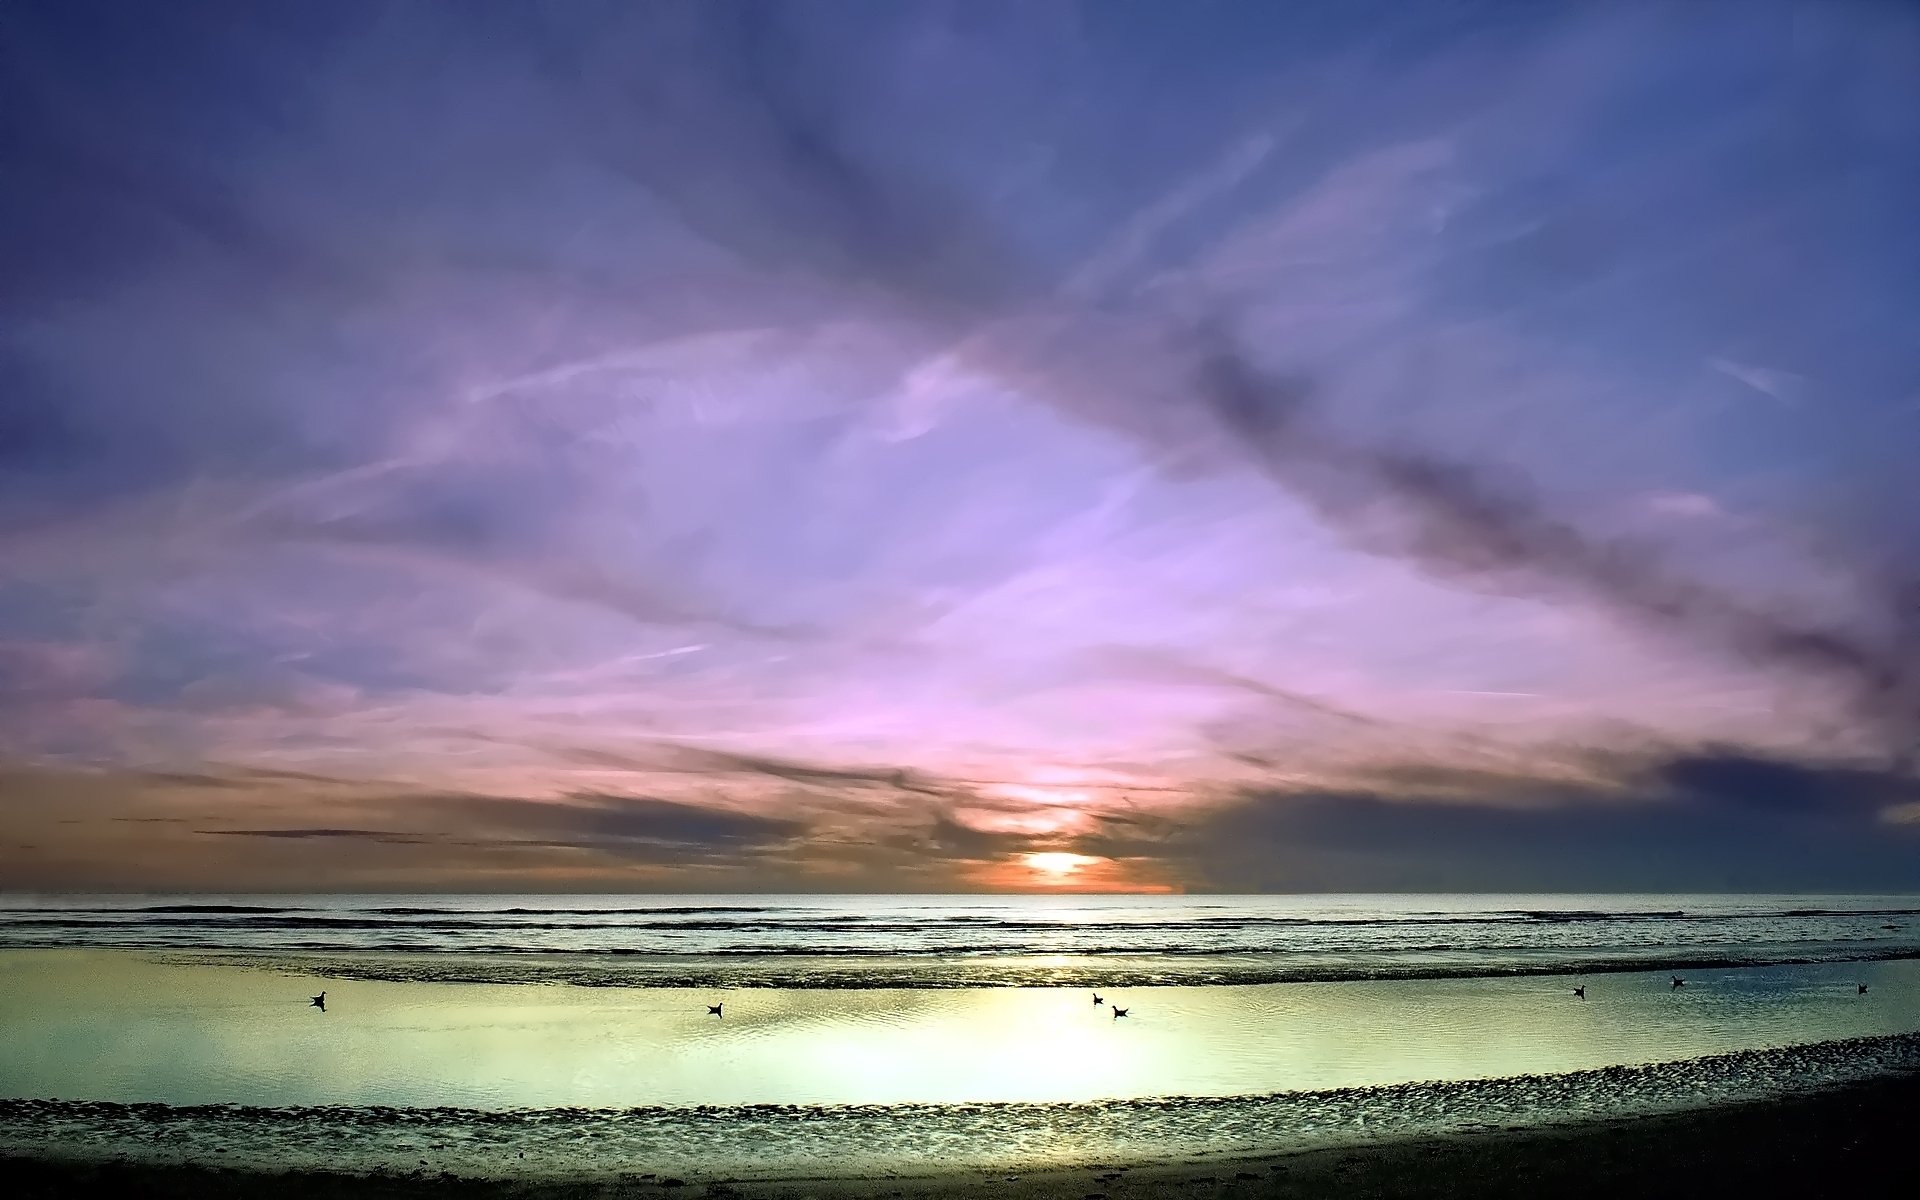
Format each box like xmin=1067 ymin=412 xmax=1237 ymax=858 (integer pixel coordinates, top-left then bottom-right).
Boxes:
xmin=1112 ymin=1007 xmax=1129 ymax=1019
xmin=1859 ymin=983 xmax=1870 ymax=995
xmin=1671 ymin=975 xmax=1686 ymax=989
xmin=1572 ymin=986 xmax=1586 ymax=999
xmin=1092 ymin=993 xmax=1103 ymax=1006
xmin=706 ymin=1003 xmax=723 ymax=1017
xmin=309 ymin=991 xmax=326 ymax=1012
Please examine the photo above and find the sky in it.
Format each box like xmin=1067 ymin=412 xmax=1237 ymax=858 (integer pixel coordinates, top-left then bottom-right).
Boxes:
xmin=3 ymin=0 xmax=1920 ymax=894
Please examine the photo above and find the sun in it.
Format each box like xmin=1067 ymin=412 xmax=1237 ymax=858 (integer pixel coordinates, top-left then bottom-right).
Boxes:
xmin=1024 ymin=852 xmax=1098 ymax=879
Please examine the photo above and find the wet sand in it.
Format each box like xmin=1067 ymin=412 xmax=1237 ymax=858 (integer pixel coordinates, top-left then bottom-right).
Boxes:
xmin=9 ymin=1071 xmax=1915 ymax=1199
xmin=7 ymin=949 xmax=1920 ymax=1180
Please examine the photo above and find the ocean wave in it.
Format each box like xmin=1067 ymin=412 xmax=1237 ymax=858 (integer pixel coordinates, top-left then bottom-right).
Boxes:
xmin=137 ymin=905 xmax=301 ymax=914
xmin=141 ymin=944 xmax=1920 ymax=989
xmin=9 ymin=907 xmax=1919 ymax=931
xmin=7 ymin=898 xmax=1915 ymax=979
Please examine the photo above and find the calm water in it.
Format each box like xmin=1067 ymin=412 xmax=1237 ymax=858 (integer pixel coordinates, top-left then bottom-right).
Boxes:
xmin=4 ymin=894 xmax=1919 ymax=1176
xmin=4 ymin=950 xmax=1918 ymax=1109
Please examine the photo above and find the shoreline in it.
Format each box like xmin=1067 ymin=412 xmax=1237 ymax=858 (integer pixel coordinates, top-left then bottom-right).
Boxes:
xmin=8 ymin=1032 xmax=1920 ymax=1181
xmin=10 ymin=1071 xmax=1916 ymax=1198
xmin=9 ymin=947 xmax=1919 ymax=1186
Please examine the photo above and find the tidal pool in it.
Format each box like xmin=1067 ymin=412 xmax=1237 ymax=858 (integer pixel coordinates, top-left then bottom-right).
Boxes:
xmin=3 ymin=949 xmax=1916 ymax=1108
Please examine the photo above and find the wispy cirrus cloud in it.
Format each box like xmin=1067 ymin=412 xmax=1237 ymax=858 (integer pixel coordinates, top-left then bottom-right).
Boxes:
xmin=2 ymin=0 xmax=1918 ymax=889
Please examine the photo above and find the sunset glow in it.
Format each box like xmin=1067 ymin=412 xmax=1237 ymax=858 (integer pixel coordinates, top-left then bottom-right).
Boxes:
xmin=1024 ymin=853 xmax=1100 ymax=881
xmin=1 ymin=0 xmax=1917 ymax=894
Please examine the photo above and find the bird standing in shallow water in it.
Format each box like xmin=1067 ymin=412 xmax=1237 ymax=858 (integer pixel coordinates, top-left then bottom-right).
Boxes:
xmin=309 ymin=992 xmax=326 ymax=1012
xmin=1572 ymin=986 xmax=1586 ymax=999
xmin=707 ymin=1003 xmax=723 ymax=1017
xmin=1112 ymin=1007 xmax=1129 ymax=1019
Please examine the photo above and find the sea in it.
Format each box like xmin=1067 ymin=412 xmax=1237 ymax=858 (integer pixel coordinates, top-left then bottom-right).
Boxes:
xmin=4 ymin=893 xmax=1920 ymax=1178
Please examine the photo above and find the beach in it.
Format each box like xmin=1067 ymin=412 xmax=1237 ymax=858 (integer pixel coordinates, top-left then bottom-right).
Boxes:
xmin=10 ymin=1071 xmax=1915 ymax=1199
xmin=4 ymin=896 xmax=1918 ymax=1189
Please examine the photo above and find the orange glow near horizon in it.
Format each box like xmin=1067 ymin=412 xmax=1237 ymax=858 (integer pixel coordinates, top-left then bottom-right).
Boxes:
xmin=1024 ymin=851 xmax=1098 ymax=879
xmin=956 ymin=851 xmax=1179 ymax=893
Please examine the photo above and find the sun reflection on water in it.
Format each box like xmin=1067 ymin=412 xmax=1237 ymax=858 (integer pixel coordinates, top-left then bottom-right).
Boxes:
xmin=1 ymin=950 xmax=1917 ymax=1109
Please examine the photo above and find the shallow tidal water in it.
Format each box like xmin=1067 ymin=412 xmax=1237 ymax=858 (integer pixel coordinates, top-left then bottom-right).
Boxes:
xmin=3 ymin=950 xmax=1918 ymax=1109
xmin=8 ymin=891 xmax=1920 ymax=1180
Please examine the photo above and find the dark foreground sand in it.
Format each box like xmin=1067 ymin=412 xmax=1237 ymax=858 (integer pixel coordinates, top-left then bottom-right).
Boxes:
xmin=11 ymin=1073 xmax=1916 ymax=1200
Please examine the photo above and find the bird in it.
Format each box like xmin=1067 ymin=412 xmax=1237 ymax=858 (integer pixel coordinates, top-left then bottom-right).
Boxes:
xmin=1092 ymin=993 xmax=1104 ymax=1006
xmin=1670 ymin=976 xmax=1686 ymax=989
xmin=1112 ymin=1007 xmax=1129 ymax=1019
xmin=1859 ymin=983 xmax=1870 ymax=995
xmin=309 ymin=991 xmax=326 ymax=1012
xmin=706 ymin=1003 xmax=723 ymax=1017
xmin=1572 ymin=986 xmax=1586 ymax=999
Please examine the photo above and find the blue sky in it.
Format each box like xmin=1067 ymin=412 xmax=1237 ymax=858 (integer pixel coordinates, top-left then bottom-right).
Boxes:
xmin=3 ymin=0 xmax=1919 ymax=891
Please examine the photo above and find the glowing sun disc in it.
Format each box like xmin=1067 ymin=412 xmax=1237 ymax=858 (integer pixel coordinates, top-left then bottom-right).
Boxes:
xmin=1024 ymin=852 xmax=1097 ymax=877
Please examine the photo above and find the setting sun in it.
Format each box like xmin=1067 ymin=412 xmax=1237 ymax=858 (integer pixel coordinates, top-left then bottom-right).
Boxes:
xmin=1023 ymin=852 xmax=1098 ymax=879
